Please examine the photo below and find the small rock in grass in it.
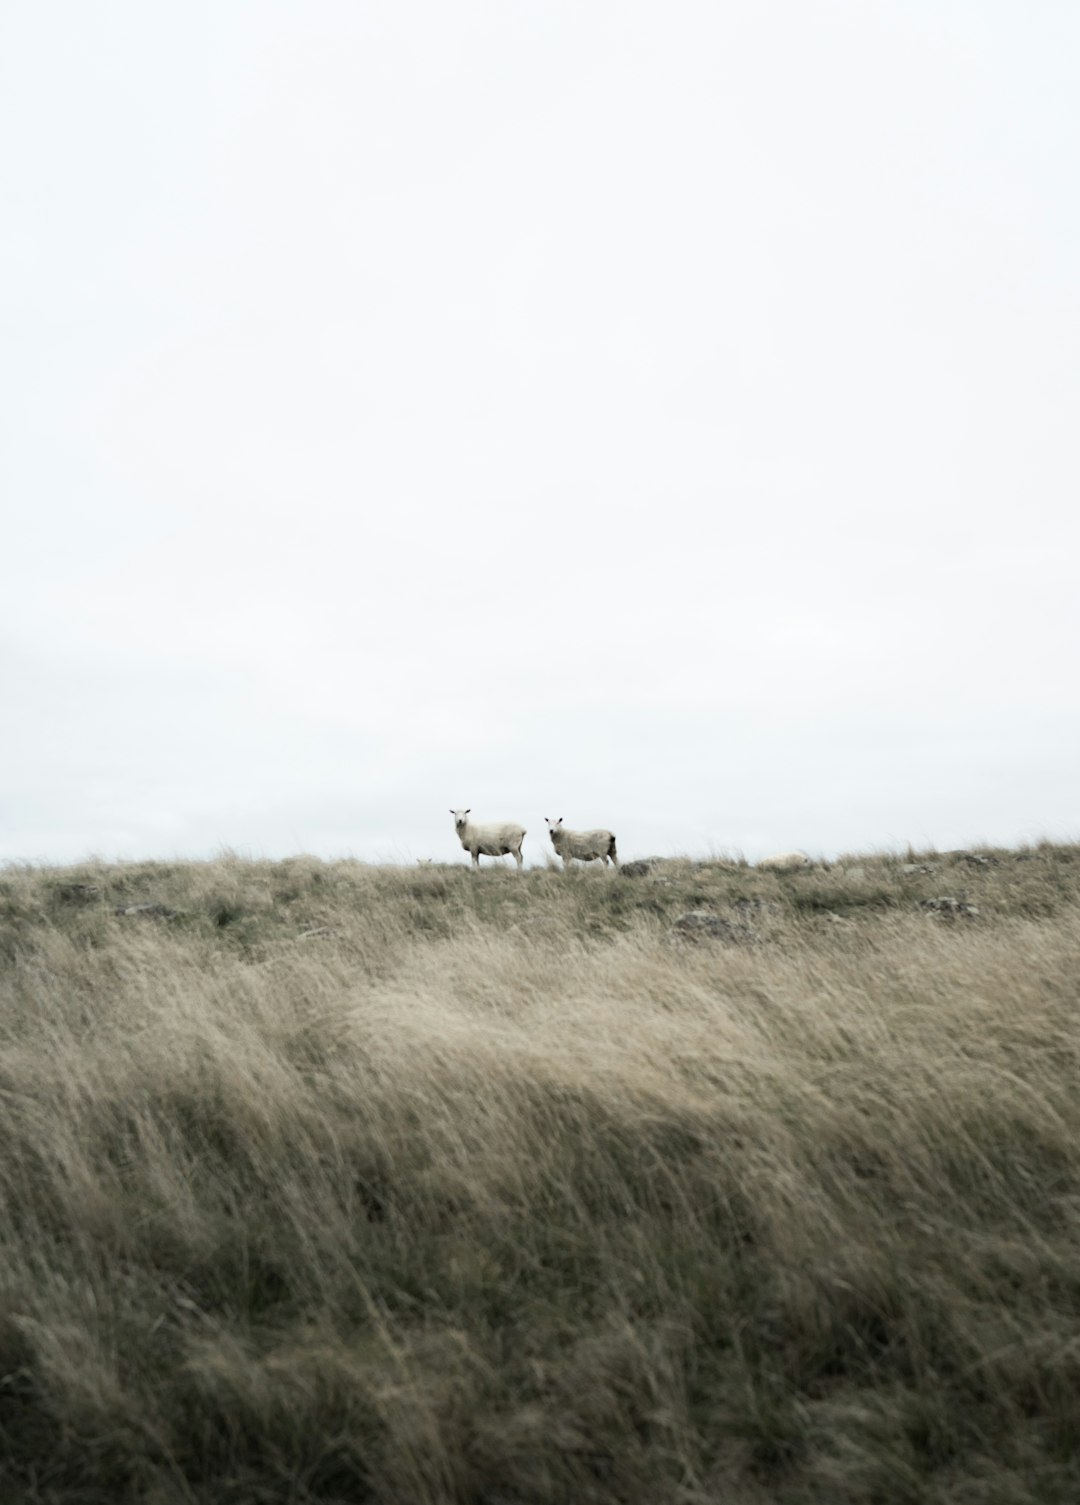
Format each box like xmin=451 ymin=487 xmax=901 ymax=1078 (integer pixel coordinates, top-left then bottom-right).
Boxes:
xmin=920 ymin=896 xmax=980 ymax=920
xmin=731 ymin=897 xmax=782 ymax=916
xmin=669 ymin=910 xmax=759 ymax=946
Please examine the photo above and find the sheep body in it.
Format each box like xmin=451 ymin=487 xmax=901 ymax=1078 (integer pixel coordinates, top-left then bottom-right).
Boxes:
xmin=756 ymin=851 xmax=811 ymax=872
xmin=545 ymin=817 xmax=619 ymax=870
xmin=450 ymin=809 xmax=526 ymax=872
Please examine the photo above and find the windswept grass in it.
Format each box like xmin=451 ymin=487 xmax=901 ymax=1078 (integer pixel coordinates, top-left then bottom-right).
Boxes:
xmin=1 ymin=845 xmax=1079 ymax=1502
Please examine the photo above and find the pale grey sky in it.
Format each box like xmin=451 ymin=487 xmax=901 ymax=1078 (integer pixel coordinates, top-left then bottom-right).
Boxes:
xmin=3 ymin=1 xmax=1077 ymax=865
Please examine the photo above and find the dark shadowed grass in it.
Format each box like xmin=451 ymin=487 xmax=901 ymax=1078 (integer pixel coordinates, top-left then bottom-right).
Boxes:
xmin=1 ymin=847 xmax=1080 ymax=1501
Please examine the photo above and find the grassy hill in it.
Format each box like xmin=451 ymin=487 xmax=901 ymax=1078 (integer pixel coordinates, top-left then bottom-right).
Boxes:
xmin=2 ymin=845 xmax=1079 ymax=1503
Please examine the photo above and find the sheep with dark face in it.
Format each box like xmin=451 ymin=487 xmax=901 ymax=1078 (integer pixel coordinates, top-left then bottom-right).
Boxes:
xmin=545 ymin=817 xmax=618 ymax=870
xmin=450 ymin=809 xmax=526 ymax=872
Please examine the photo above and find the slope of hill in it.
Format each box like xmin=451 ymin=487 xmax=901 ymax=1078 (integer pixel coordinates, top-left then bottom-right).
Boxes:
xmin=2 ymin=845 xmax=1079 ymax=1502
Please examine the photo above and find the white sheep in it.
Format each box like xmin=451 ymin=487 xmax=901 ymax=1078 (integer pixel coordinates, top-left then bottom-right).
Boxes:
xmin=450 ymin=809 xmax=526 ymax=872
xmin=756 ymin=851 xmax=811 ymax=872
xmin=545 ymin=817 xmax=619 ymax=870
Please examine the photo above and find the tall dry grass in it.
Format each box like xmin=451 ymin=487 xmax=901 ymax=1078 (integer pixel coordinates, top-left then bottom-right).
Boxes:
xmin=1 ymin=846 xmax=1079 ymax=1502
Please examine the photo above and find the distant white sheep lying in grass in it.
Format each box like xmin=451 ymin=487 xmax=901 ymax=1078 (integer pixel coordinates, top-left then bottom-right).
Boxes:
xmin=756 ymin=851 xmax=811 ymax=872
xmin=545 ymin=817 xmax=619 ymax=870
xmin=450 ymin=809 xmax=526 ymax=872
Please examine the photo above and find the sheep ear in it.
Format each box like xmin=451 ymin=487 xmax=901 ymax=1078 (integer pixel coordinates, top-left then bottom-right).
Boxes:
xmin=465 ymin=808 xmax=470 ymax=814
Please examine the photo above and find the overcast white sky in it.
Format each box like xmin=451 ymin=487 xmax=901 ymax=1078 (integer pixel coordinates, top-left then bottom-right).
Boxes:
xmin=3 ymin=1 xmax=1077 ymax=866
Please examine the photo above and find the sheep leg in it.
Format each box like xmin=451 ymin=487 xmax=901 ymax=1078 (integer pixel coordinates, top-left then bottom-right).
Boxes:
xmin=471 ymin=849 xmax=481 ymax=871
xmin=513 ymin=846 xmax=524 ymax=873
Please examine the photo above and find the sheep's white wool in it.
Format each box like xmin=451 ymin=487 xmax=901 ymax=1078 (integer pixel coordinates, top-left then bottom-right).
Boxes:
xmin=756 ymin=851 xmax=811 ymax=872
xmin=545 ymin=818 xmax=619 ymax=870
xmin=450 ymin=809 xmax=526 ymax=872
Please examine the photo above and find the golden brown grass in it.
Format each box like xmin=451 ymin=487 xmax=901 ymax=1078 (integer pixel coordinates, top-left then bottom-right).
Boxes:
xmin=1 ymin=845 xmax=1079 ymax=1502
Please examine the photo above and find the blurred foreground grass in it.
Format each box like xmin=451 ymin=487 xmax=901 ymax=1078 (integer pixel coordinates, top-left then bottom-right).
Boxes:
xmin=1 ymin=843 xmax=1079 ymax=1503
